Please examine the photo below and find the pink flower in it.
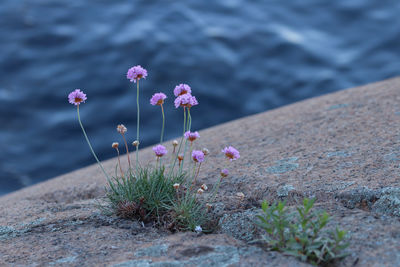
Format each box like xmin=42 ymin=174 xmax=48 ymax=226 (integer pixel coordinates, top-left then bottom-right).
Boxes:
xmin=174 ymin=94 xmax=198 ymax=108
xmin=174 ymin=84 xmax=192 ymax=97
xmin=68 ymin=89 xmax=87 ymax=105
xmin=220 ymin=169 xmax=229 ymax=177
xmin=184 ymin=131 xmax=200 ymax=142
xmin=222 ymin=146 xmax=240 ymax=161
xmin=192 ymin=150 xmax=205 ymax=163
xmin=150 ymin=92 xmax=167 ymax=106
xmin=153 ymin=144 xmax=167 ymax=157
xmin=127 ymin=65 xmax=148 ymax=83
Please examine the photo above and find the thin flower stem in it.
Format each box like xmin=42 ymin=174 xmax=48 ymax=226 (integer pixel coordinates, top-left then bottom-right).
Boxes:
xmin=209 ymin=160 xmax=230 ymax=202
xmin=180 ymin=108 xmax=191 ymax=173
xmin=116 ymin=148 xmax=124 ymax=178
xmin=194 ymin=162 xmax=202 ymax=185
xmin=122 ymin=134 xmax=131 ymax=170
xmin=160 ymin=104 xmax=165 ymax=144
xmin=135 ymin=80 xmax=140 ymax=173
xmin=168 ymin=107 xmax=186 ymax=177
xmin=76 ymin=105 xmax=109 ymax=180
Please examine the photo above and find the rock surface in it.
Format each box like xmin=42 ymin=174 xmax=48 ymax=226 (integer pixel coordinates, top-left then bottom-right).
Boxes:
xmin=1 ymin=77 xmax=400 ymax=266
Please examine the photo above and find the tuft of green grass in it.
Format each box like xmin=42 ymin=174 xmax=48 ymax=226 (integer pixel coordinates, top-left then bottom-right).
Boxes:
xmin=256 ymin=198 xmax=349 ymax=265
xmin=105 ymin=166 xmax=184 ymax=223
xmin=104 ymin=166 xmax=212 ymax=231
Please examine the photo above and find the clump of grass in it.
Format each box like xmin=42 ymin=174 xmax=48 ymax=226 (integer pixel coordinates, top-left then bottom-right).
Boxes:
xmin=69 ymin=70 xmax=241 ymax=232
xmin=256 ymin=198 xmax=349 ymax=265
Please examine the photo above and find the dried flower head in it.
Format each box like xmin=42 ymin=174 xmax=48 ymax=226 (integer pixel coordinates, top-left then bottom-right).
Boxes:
xmin=220 ymin=168 xmax=229 ymax=178
xmin=174 ymin=84 xmax=192 ymax=97
xmin=68 ymin=89 xmax=87 ymax=105
xmin=222 ymin=146 xmax=240 ymax=161
xmin=132 ymin=140 xmax=139 ymax=147
xmin=174 ymin=94 xmax=198 ymax=108
xmin=184 ymin=131 xmax=200 ymax=142
xmin=117 ymin=124 xmax=127 ymax=134
xmin=112 ymin=142 xmax=119 ymax=149
xmin=152 ymin=144 xmax=167 ymax=157
xmin=195 ymin=225 xmax=202 ymax=233
xmin=192 ymin=150 xmax=205 ymax=163
xmin=197 ymin=188 xmax=204 ymax=195
xmin=201 ymin=184 xmax=208 ymax=191
xmin=126 ymin=65 xmax=148 ymax=83
xmin=178 ymin=154 xmax=184 ymax=161
xmin=172 ymin=140 xmax=179 ymax=147
xmin=150 ymin=92 xmax=167 ymax=106
xmin=206 ymin=203 xmax=213 ymax=211
xmin=173 ymin=183 xmax=180 ymax=190
xmin=202 ymin=148 xmax=210 ymax=156
xmin=236 ymin=192 xmax=245 ymax=201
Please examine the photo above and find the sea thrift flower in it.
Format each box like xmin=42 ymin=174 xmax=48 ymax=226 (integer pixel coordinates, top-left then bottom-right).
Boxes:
xmin=117 ymin=124 xmax=127 ymax=134
xmin=202 ymin=148 xmax=210 ymax=156
xmin=150 ymin=92 xmax=167 ymax=106
xmin=184 ymin=131 xmax=200 ymax=142
xmin=68 ymin=89 xmax=87 ymax=105
xmin=126 ymin=65 xmax=148 ymax=83
xmin=197 ymin=188 xmax=204 ymax=195
xmin=173 ymin=183 xmax=180 ymax=190
xmin=112 ymin=142 xmax=119 ymax=149
xmin=132 ymin=140 xmax=139 ymax=147
xmin=192 ymin=150 xmax=205 ymax=163
xmin=221 ymin=168 xmax=229 ymax=177
xmin=195 ymin=225 xmax=202 ymax=233
xmin=222 ymin=146 xmax=240 ymax=161
xmin=153 ymin=145 xmax=167 ymax=157
xmin=201 ymin=184 xmax=208 ymax=191
xmin=174 ymin=84 xmax=192 ymax=97
xmin=174 ymin=94 xmax=198 ymax=108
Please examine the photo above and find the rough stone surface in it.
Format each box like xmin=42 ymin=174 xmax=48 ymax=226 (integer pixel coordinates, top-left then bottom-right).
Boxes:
xmin=1 ymin=77 xmax=400 ymax=266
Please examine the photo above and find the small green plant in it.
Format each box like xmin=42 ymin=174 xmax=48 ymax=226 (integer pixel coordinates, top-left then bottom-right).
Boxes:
xmin=69 ymin=67 xmax=241 ymax=232
xmin=256 ymin=198 xmax=349 ymax=265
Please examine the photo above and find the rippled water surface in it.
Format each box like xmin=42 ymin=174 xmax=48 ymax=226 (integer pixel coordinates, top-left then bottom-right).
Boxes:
xmin=1 ymin=0 xmax=399 ymax=195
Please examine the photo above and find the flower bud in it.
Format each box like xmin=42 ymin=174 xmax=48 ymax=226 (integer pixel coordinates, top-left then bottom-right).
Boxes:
xmin=132 ymin=140 xmax=140 ymax=147
xmin=178 ymin=154 xmax=184 ymax=161
xmin=201 ymin=184 xmax=208 ymax=191
xmin=236 ymin=192 xmax=245 ymax=201
xmin=206 ymin=203 xmax=213 ymax=211
xmin=197 ymin=188 xmax=204 ymax=195
xmin=202 ymin=148 xmax=210 ymax=156
xmin=112 ymin=142 xmax=119 ymax=149
xmin=220 ymin=168 xmax=229 ymax=178
xmin=117 ymin=124 xmax=127 ymax=134
xmin=172 ymin=140 xmax=179 ymax=147
xmin=173 ymin=183 xmax=180 ymax=190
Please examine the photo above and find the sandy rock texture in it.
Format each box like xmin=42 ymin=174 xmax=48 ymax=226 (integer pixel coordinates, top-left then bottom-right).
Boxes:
xmin=1 ymin=77 xmax=400 ymax=266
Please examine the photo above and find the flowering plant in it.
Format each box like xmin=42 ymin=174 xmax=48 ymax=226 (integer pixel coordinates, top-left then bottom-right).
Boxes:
xmin=68 ymin=66 xmax=240 ymax=231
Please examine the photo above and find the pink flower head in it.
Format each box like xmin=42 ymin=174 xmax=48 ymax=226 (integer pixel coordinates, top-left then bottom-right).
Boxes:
xmin=174 ymin=84 xmax=192 ymax=97
xmin=127 ymin=65 xmax=148 ymax=83
xmin=174 ymin=94 xmax=198 ymax=109
xmin=220 ymin=168 xmax=229 ymax=177
xmin=222 ymin=146 xmax=240 ymax=161
xmin=184 ymin=131 xmax=200 ymax=142
xmin=68 ymin=89 xmax=87 ymax=105
xmin=150 ymin=92 xmax=167 ymax=106
xmin=153 ymin=144 xmax=167 ymax=157
xmin=192 ymin=150 xmax=205 ymax=163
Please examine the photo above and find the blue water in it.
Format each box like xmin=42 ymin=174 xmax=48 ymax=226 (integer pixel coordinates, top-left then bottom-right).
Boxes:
xmin=1 ymin=0 xmax=399 ymax=195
